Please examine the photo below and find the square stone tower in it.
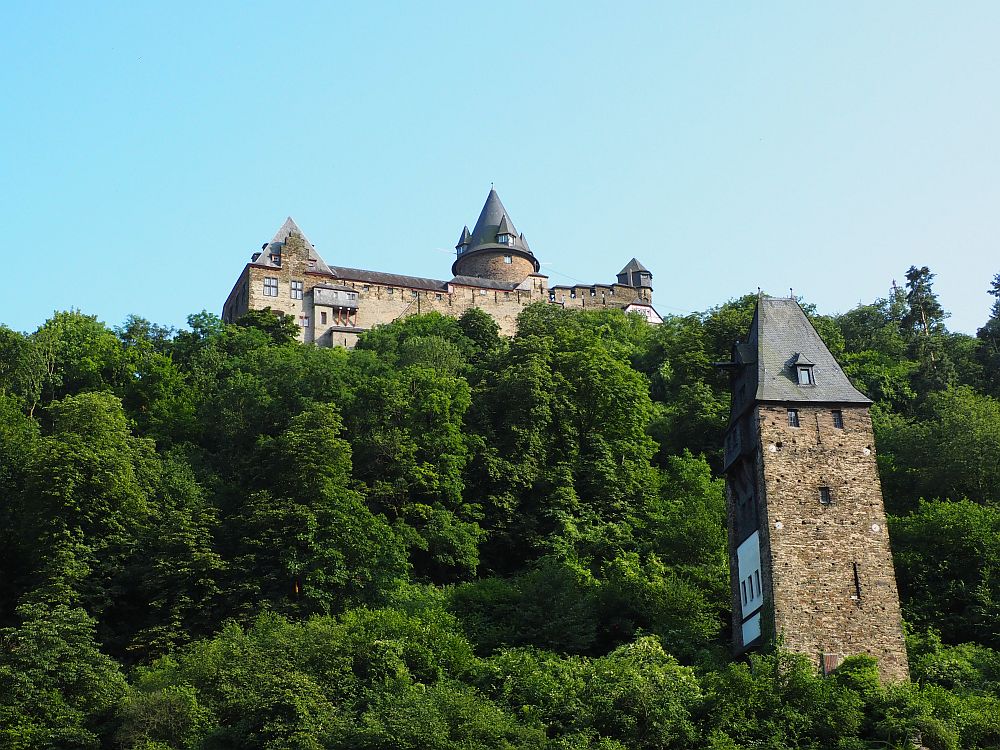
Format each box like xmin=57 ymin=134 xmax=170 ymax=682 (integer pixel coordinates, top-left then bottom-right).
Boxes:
xmin=719 ymin=296 xmax=908 ymax=681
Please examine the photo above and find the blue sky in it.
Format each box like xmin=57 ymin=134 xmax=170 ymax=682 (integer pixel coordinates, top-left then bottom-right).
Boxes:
xmin=3 ymin=2 xmax=998 ymax=334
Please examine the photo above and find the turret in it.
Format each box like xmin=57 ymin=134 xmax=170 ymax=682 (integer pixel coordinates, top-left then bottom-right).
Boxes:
xmin=452 ymin=189 xmax=540 ymax=282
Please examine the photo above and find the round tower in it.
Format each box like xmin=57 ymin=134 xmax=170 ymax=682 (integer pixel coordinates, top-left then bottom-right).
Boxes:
xmin=452 ymin=189 xmax=540 ymax=283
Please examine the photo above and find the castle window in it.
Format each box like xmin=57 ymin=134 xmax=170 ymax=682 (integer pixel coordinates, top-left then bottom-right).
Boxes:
xmin=787 ymin=409 xmax=800 ymax=427
xmin=363 ymin=285 xmax=370 ymax=291
xmin=852 ymin=562 xmax=862 ymax=601
xmin=832 ymin=410 xmax=844 ymax=429
xmin=269 ymin=253 xmax=281 ymax=266
xmin=435 ymin=293 xmax=443 ymax=300
xmin=797 ymin=366 xmax=814 ymax=385
xmin=320 ymin=311 xmax=327 ymax=325
xmin=411 ymin=290 xmax=418 ymax=299
xmin=387 ymin=287 xmax=394 ymax=294
xmin=263 ymin=277 xmax=278 ymax=297
xmin=819 ymin=486 xmax=832 ymax=505
xmin=308 ymin=259 xmax=316 ymax=270
xmin=291 ymin=281 xmax=303 ymax=300
xmin=503 ymin=255 xmax=513 ymax=264
xmin=299 ymin=314 xmax=310 ymax=328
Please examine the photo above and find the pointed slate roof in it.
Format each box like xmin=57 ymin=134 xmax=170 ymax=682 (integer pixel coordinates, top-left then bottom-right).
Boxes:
xmin=456 ymin=226 xmax=471 ymax=247
xmin=465 ymin=188 xmax=534 ymax=256
xmin=746 ymin=297 xmax=871 ymax=404
xmin=618 ymin=258 xmax=650 ymax=275
xmin=253 ymin=217 xmax=334 ymax=275
xmin=496 ymin=214 xmax=514 ymax=236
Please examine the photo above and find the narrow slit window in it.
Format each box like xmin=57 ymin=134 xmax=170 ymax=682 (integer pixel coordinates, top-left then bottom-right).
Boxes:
xmin=741 ymin=580 xmax=747 ymax=605
xmin=819 ymin=486 xmax=832 ymax=505
xmin=832 ymin=410 xmax=844 ymax=429
xmin=787 ymin=409 xmax=800 ymax=427
xmin=754 ymin=570 xmax=761 ymax=597
xmin=852 ymin=562 xmax=862 ymax=600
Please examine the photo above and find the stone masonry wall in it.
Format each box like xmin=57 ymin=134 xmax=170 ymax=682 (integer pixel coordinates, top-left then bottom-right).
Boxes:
xmin=223 ymin=233 xmax=657 ymax=346
xmin=756 ymin=404 xmax=909 ymax=681
xmin=453 ymin=250 xmax=536 ymax=283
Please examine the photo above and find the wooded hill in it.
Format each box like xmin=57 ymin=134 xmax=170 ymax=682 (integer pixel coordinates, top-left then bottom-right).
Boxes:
xmin=1 ymin=267 xmax=999 ymax=749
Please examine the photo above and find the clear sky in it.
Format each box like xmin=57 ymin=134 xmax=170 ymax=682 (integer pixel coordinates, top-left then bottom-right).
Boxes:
xmin=3 ymin=2 xmax=998 ymax=334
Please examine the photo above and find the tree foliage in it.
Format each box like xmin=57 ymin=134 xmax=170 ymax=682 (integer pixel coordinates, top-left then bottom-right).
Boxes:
xmin=2 ymin=274 xmax=999 ymax=747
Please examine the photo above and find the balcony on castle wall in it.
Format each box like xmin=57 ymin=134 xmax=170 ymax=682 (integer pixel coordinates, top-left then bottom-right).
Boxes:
xmin=312 ymin=287 xmax=359 ymax=309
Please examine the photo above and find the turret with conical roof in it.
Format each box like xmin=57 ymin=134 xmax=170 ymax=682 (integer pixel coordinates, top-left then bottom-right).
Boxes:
xmin=452 ymin=189 xmax=540 ymax=282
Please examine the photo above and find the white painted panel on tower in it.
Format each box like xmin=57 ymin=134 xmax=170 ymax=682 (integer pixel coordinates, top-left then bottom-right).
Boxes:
xmin=742 ymin=612 xmax=762 ymax=645
xmin=737 ymin=531 xmax=763 ymax=619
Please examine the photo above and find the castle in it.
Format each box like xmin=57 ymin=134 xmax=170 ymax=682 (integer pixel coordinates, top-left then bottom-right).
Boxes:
xmin=223 ymin=192 xmax=910 ymax=680
xmin=720 ymin=297 xmax=909 ymax=681
xmin=222 ymin=189 xmax=662 ymax=346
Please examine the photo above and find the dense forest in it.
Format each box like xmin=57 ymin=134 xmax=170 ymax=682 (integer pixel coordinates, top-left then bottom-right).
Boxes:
xmin=2 ymin=266 xmax=1000 ymax=749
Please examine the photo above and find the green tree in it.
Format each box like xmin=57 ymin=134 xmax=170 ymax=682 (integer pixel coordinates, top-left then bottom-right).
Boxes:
xmin=891 ymin=500 xmax=1000 ymax=647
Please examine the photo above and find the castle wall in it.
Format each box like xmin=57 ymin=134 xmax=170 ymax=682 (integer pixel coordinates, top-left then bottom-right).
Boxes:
xmin=551 ymin=283 xmax=653 ymax=307
xmin=224 ymin=231 xmax=658 ymax=346
xmin=754 ymin=403 xmax=909 ymax=681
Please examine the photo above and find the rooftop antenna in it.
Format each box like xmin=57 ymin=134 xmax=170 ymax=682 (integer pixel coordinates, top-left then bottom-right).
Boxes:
xmin=789 ymin=287 xmax=794 ymax=299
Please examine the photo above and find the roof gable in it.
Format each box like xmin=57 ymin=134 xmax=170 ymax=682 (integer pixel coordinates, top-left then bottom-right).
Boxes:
xmin=255 ymin=217 xmax=334 ymax=275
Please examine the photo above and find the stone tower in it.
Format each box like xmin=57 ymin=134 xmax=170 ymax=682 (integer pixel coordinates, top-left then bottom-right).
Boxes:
xmin=453 ymin=189 xmax=540 ymax=283
xmin=720 ymin=296 xmax=908 ymax=681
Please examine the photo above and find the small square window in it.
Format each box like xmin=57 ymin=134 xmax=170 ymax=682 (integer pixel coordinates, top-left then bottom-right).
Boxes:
xmin=363 ymin=285 xmax=370 ymax=292
xmin=387 ymin=287 xmax=394 ymax=294
xmin=503 ymin=255 xmax=513 ymax=264
xmin=435 ymin=293 xmax=443 ymax=300
xmin=787 ymin=409 xmax=800 ymax=428
xmin=320 ymin=311 xmax=327 ymax=324
xmin=411 ymin=290 xmax=418 ymax=299
xmin=832 ymin=410 xmax=844 ymax=429
xmin=299 ymin=315 xmax=310 ymax=328
xmin=291 ymin=280 xmax=303 ymax=300
xmin=819 ymin=486 xmax=832 ymax=505
xmin=263 ymin=277 xmax=278 ymax=297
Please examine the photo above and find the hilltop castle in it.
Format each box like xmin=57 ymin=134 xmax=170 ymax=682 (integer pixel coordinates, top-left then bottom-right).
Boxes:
xmin=222 ymin=189 xmax=662 ymax=346
xmin=720 ymin=297 xmax=909 ymax=681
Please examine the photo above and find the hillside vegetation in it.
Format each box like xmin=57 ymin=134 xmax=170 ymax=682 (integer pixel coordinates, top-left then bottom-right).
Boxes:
xmin=1 ymin=268 xmax=999 ymax=749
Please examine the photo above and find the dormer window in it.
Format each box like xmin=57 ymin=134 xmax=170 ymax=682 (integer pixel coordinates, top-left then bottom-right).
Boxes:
xmin=791 ymin=354 xmax=816 ymax=386
xmin=497 ymin=233 xmax=513 ymax=246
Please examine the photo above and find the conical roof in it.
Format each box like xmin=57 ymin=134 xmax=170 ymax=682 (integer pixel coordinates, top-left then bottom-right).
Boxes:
xmin=744 ymin=297 xmax=870 ymax=404
xmin=465 ymin=189 xmax=533 ymax=256
xmin=456 ymin=226 xmax=471 ymax=247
